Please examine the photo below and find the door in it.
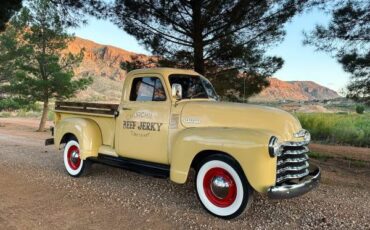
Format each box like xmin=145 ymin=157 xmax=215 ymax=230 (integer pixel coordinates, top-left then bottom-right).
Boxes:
xmin=115 ymin=75 xmax=170 ymax=164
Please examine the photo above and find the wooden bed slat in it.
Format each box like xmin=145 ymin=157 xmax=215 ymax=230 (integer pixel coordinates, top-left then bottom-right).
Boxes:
xmin=55 ymin=101 xmax=119 ymax=116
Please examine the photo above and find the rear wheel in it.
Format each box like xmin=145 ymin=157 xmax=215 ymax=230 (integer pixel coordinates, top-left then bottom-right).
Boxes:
xmin=63 ymin=139 xmax=90 ymax=177
xmin=195 ymin=155 xmax=253 ymax=219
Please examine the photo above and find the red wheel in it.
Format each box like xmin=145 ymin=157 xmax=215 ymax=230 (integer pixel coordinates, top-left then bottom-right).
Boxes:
xmin=66 ymin=145 xmax=81 ymax=170
xmin=63 ymin=139 xmax=90 ymax=177
xmin=203 ymin=167 xmax=237 ymax=207
xmin=195 ymin=155 xmax=253 ymax=219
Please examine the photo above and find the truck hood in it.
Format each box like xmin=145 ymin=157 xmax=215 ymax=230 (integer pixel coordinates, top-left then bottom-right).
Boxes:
xmin=179 ymin=101 xmax=302 ymax=141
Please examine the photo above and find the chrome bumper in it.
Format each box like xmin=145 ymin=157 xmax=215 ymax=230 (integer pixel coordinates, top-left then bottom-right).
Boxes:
xmin=267 ymin=164 xmax=321 ymax=199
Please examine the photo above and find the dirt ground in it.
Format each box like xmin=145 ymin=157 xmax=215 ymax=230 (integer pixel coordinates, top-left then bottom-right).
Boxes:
xmin=0 ymin=118 xmax=370 ymax=229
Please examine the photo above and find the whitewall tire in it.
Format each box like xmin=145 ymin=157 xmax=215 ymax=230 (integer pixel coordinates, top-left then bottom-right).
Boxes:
xmin=63 ymin=140 xmax=89 ymax=177
xmin=195 ymin=155 xmax=253 ymax=219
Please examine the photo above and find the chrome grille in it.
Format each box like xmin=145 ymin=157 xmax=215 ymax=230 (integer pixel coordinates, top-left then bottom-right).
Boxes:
xmin=276 ymin=144 xmax=310 ymax=184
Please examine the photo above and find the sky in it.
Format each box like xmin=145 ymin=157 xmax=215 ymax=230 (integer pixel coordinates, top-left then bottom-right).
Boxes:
xmin=69 ymin=9 xmax=350 ymax=92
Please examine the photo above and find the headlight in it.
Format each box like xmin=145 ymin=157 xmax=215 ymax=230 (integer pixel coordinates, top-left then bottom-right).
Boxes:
xmin=294 ymin=129 xmax=311 ymax=142
xmin=268 ymin=136 xmax=283 ymax=157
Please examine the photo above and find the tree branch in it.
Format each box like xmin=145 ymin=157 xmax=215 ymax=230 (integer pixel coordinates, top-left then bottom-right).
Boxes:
xmin=128 ymin=17 xmax=193 ymax=47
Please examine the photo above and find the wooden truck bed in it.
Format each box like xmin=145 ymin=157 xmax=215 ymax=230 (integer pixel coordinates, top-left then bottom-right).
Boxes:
xmin=54 ymin=101 xmax=119 ymax=146
xmin=55 ymin=101 xmax=119 ymax=116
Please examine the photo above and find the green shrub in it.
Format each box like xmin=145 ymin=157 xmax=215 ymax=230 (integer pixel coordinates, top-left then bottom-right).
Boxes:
xmin=0 ymin=98 xmax=23 ymax=111
xmin=0 ymin=98 xmax=38 ymax=111
xmin=356 ymin=105 xmax=365 ymax=114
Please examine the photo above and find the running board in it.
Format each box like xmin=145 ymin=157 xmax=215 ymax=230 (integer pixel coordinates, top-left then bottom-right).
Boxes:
xmin=90 ymin=154 xmax=170 ymax=178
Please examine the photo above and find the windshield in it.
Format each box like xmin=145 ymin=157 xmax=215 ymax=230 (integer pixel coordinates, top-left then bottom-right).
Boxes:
xmin=169 ymin=74 xmax=218 ymax=100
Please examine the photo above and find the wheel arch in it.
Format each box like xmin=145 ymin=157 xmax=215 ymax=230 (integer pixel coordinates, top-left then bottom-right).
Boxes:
xmin=191 ymin=150 xmax=238 ymax=170
xmin=60 ymin=132 xmax=78 ymax=144
xmin=191 ymin=150 xmax=250 ymax=185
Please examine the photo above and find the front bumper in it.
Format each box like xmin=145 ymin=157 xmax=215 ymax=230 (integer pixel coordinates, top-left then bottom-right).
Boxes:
xmin=267 ymin=164 xmax=321 ymax=199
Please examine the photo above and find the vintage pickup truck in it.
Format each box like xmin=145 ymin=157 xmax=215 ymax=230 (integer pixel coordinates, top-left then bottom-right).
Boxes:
xmin=46 ymin=68 xmax=320 ymax=219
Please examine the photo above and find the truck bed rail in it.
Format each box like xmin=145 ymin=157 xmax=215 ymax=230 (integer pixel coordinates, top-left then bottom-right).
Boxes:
xmin=55 ymin=101 xmax=119 ymax=116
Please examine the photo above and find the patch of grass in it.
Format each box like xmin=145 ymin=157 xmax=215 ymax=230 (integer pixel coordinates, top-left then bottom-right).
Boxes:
xmin=309 ymin=151 xmax=369 ymax=168
xmin=0 ymin=111 xmax=12 ymax=117
xmin=309 ymin=151 xmax=333 ymax=161
xmin=296 ymin=113 xmax=370 ymax=147
xmin=16 ymin=109 xmax=41 ymax=118
xmin=343 ymin=157 xmax=368 ymax=168
xmin=0 ymin=102 xmax=54 ymax=119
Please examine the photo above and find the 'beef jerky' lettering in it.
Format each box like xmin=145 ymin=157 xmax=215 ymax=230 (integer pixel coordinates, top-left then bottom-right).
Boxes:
xmin=137 ymin=122 xmax=163 ymax=131
xmin=123 ymin=121 xmax=136 ymax=129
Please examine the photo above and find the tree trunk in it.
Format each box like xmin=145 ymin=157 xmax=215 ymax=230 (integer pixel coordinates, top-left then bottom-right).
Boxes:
xmin=38 ymin=25 xmax=48 ymax=132
xmin=192 ymin=0 xmax=205 ymax=75
xmin=194 ymin=40 xmax=205 ymax=74
xmin=37 ymin=99 xmax=49 ymax=132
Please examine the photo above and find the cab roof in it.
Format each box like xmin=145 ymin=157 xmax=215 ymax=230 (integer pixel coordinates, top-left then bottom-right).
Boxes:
xmin=127 ymin=68 xmax=200 ymax=77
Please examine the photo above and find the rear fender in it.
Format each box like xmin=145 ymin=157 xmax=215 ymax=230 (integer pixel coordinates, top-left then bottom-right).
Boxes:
xmin=55 ymin=118 xmax=102 ymax=159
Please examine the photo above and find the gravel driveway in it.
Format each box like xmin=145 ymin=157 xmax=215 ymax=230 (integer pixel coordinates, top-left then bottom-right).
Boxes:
xmin=0 ymin=118 xmax=369 ymax=229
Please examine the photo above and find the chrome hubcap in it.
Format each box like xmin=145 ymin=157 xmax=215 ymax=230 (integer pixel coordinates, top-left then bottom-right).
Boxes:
xmin=71 ymin=151 xmax=79 ymax=164
xmin=210 ymin=176 xmax=230 ymax=199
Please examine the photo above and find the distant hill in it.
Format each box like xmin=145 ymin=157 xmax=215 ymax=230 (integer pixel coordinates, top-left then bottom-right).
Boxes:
xmin=66 ymin=37 xmax=340 ymax=102
xmin=250 ymin=78 xmax=340 ymax=102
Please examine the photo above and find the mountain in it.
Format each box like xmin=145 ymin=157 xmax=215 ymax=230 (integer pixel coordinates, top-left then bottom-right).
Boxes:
xmin=66 ymin=37 xmax=154 ymax=102
xmin=250 ymin=78 xmax=340 ymax=102
xmin=66 ymin=37 xmax=340 ymax=102
xmin=289 ymin=80 xmax=339 ymax=100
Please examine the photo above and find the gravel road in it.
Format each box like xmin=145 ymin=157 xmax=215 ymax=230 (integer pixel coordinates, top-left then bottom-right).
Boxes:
xmin=0 ymin=118 xmax=370 ymax=230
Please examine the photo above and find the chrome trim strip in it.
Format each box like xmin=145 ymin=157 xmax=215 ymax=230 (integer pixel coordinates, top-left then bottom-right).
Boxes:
xmin=281 ymin=140 xmax=310 ymax=147
xmin=282 ymin=146 xmax=309 ymax=156
xmin=277 ymin=162 xmax=309 ymax=174
xmin=277 ymin=154 xmax=308 ymax=165
xmin=276 ymin=169 xmax=309 ymax=183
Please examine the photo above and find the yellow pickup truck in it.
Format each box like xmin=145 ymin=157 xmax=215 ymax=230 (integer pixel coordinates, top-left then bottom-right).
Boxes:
xmin=46 ymin=68 xmax=320 ymax=219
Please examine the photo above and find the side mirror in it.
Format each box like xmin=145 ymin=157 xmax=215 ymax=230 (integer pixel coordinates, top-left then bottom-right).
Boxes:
xmin=171 ymin=83 xmax=182 ymax=100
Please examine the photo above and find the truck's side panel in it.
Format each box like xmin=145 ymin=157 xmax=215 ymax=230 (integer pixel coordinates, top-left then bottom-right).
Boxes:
xmin=169 ymin=127 xmax=277 ymax=193
xmin=115 ymin=73 xmax=171 ymax=164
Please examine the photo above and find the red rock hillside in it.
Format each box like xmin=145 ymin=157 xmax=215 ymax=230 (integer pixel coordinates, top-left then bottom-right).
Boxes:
xmin=250 ymin=78 xmax=339 ymax=102
xmin=66 ymin=37 xmax=153 ymax=102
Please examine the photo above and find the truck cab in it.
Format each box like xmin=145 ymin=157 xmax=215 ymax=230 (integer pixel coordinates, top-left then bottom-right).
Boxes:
xmin=47 ymin=68 xmax=320 ymax=219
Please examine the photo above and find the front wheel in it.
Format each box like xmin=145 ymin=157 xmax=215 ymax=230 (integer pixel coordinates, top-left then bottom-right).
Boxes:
xmin=195 ymin=155 xmax=253 ymax=219
xmin=63 ymin=140 xmax=90 ymax=177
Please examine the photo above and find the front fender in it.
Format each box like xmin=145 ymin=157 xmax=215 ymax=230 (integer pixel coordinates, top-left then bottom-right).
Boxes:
xmin=170 ymin=127 xmax=277 ymax=193
xmin=55 ymin=118 xmax=102 ymax=159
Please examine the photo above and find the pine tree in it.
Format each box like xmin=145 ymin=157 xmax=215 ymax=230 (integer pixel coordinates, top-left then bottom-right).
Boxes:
xmin=0 ymin=0 xmax=23 ymax=32
xmin=304 ymin=0 xmax=369 ymax=104
xmin=107 ymin=0 xmax=310 ymax=100
xmin=0 ymin=0 xmax=92 ymax=131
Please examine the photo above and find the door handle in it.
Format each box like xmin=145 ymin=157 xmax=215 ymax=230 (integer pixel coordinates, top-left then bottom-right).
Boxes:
xmin=121 ymin=107 xmax=132 ymax=111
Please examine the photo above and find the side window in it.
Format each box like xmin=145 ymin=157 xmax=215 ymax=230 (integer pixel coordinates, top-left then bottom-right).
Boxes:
xmin=130 ymin=77 xmax=166 ymax=101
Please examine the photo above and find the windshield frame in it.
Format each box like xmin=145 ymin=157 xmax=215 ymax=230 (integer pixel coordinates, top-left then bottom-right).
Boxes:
xmin=168 ymin=74 xmax=218 ymax=101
